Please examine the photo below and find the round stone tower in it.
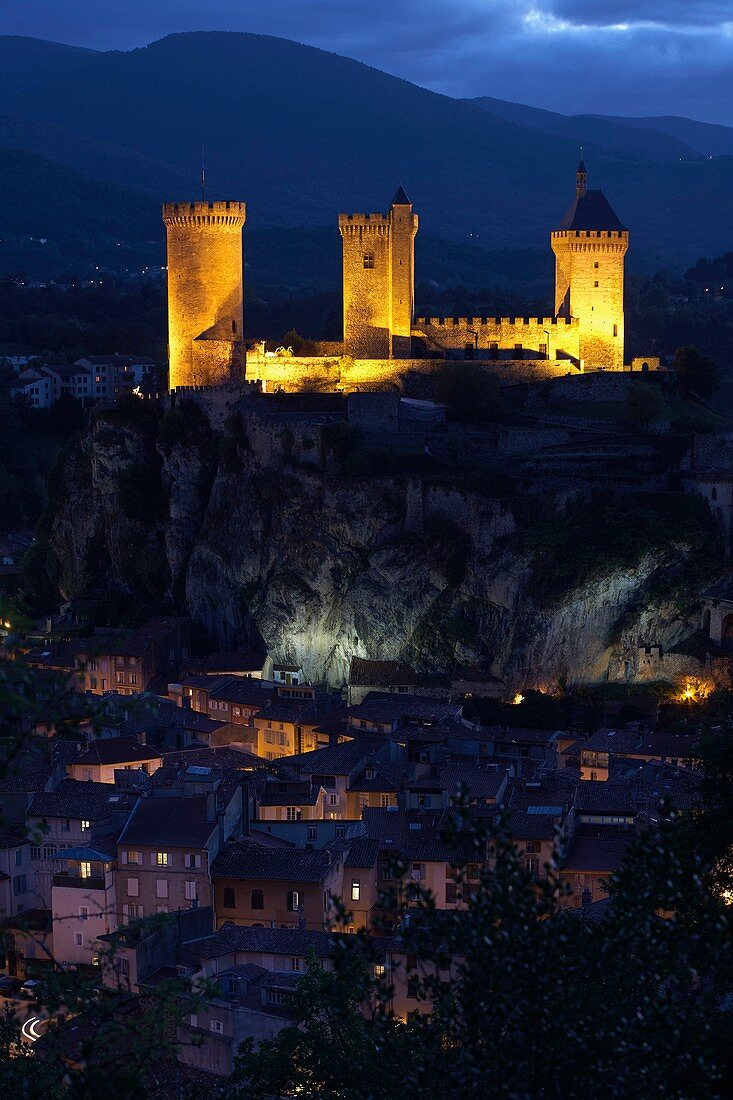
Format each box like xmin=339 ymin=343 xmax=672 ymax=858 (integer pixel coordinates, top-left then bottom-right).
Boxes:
xmin=551 ymin=163 xmax=628 ymax=371
xmin=162 ymin=200 xmax=246 ymax=390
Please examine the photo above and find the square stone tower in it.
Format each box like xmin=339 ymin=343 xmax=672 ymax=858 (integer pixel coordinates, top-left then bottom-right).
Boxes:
xmin=551 ymin=163 xmax=628 ymax=371
xmin=339 ymin=187 xmax=418 ymax=359
xmin=163 ymin=200 xmax=246 ymax=390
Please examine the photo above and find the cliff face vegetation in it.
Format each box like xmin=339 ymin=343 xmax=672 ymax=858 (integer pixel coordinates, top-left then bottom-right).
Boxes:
xmin=39 ymin=400 xmax=721 ymax=689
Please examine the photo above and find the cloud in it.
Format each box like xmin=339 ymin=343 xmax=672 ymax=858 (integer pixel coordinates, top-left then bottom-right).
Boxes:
xmin=2 ymin=0 xmax=732 ymax=124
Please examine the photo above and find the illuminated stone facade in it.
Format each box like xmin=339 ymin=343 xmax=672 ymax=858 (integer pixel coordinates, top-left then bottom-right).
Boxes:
xmin=163 ymin=201 xmax=246 ymax=389
xmin=339 ymin=186 xmax=418 ymax=358
xmin=551 ymin=163 xmax=628 ymax=371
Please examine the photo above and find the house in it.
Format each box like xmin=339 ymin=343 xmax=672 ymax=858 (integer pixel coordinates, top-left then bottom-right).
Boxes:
xmin=341 ymin=838 xmax=381 ymax=930
xmin=403 ymin=761 xmax=509 ymax=812
xmin=345 ymin=758 xmax=406 ymax=817
xmin=262 ymin=659 xmax=305 ymax=686
xmin=347 ymin=658 xmax=418 ymax=706
xmin=0 ymin=828 xmax=35 ymax=919
xmin=51 ymin=843 xmax=117 ymax=966
xmin=257 ymin=780 xmax=328 ymax=822
xmin=175 ymin=925 xmax=401 ymax=1076
xmin=9 ymin=367 xmax=54 ymax=408
xmin=68 ymin=736 xmax=163 ymax=783
xmin=26 ymin=779 xmax=138 ymax=907
xmin=211 ymin=842 xmax=345 ymax=930
xmin=279 ymin=737 xmax=391 ymax=820
xmin=346 ymin=692 xmax=462 ymax=736
xmin=174 ymin=674 xmax=271 ymax=728
xmin=0 ymin=908 xmax=53 ymax=979
xmin=74 ymin=616 xmax=191 ymax=696
xmin=115 ymin=767 xmax=243 ymax=924
xmin=74 ymin=355 xmax=156 ymax=401
xmin=559 ymin=829 xmax=631 ymax=908
xmin=252 ymin=687 xmax=338 ymax=759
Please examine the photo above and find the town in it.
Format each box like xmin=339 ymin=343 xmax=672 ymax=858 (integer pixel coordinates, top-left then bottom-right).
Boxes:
xmin=1 ymin=35 xmax=733 ymax=1095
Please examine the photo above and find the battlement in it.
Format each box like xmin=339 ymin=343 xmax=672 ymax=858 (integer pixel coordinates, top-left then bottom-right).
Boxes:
xmin=162 ymin=200 xmax=246 ymax=227
xmin=416 ymin=316 xmax=579 ymax=328
xmin=551 ymin=229 xmax=628 ymax=245
xmin=339 ymin=213 xmax=390 ymax=234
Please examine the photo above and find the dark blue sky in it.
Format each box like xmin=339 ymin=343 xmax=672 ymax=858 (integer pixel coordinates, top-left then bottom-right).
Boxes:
xmin=3 ymin=1 xmax=733 ymax=124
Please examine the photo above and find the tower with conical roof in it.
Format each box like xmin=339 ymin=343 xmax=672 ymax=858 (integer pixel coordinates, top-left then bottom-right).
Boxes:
xmin=339 ymin=187 xmax=418 ymax=358
xmin=551 ymin=161 xmax=628 ymax=370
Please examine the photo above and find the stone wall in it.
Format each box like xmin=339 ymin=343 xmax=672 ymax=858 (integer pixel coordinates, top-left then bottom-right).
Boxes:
xmin=414 ymin=316 xmax=580 ymax=362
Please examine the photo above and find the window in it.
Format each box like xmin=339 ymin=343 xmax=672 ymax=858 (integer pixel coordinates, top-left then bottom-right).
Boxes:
xmin=81 ymin=819 xmax=90 ymax=831
xmin=74 ymin=932 xmax=84 ymax=947
xmin=210 ymin=1020 xmax=224 ymax=1034
xmin=286 ymin=807 xmax=301 ymax=821
xmin=266 ymin=988 xmax=292 ymax=1006
xmin=286 ymin=890 xmax=300 ymax=911
xmin=155 ymin=852 xmax=170 ymax=867
xmin=189 ymin=1014 xmax=198 ymax=1028
xmin=613 ymin=324 xmax=618 ymax=337
xmin=116 ymin=672 xmax=124 ymax=684
xmin=525 ymin=857 xmax=538 ymax=878
xmin=251 ymin=889 xmax=264 ymax=909
xmin=351 ymin=879 xmax=361 ymax=901
xmin=381 ymin=867 xmax=392 ymax=881
xmin=14 ymin=849 xmax=22 ymax=867
xmin=79 ymin=905 xmax=89 ymax=921
xmin=330 ymin=794 xmax=338 ymax=805
xmin=594 ymin=261 xmax=599 ymax=269
xmin=13 ymin=875 xmax=26 ymax=896
xmin=290 ymin=957 xmax=303 ymax=972
xmin=407 ymin=978 xmax=420 ymax=999
xmin=123 ymin=850 xmax=141 ymax=865
xmin=380 ymin=794 xmax=391 ymax=807
xmin=185 ymin=853 xmax=201 ymax=869
xmin=223 ymin=887 xmax=236 ymax=909
xmin=43 ymin=844 xmax=58 ymax=860
xmin=365 ymin=768 xmax=375 ymax=780
xmin=594 ymin=280 xmax=599 ymax=287
xmin=127 ymin=878 xmax=139 ymax=897
xmin=156 ymin=879 xmax=169 ymax=899
xmin=446 ymin=882 xmax=458 ymax=905
xmin=126 ymin=903 xmax=143 ymax=920
xmin=335 ymin=825 xmax=345 ymax=839
xmin=79 ymin=861 xmax=92 ymax=879
xmin=30 ymin=846 xmax=41 ymax=861
xmin=363 ymin=252 xmax=374 ymax=269
xmin=539 ymin=342 xmax=547 ymax=358
xmin=307 ymin=826 xmax=317 ymax=841
xmin=417 ymin=794 xmax=431 ymax=808
xmin=88 ymin=659 xmax=97 ymax=671
xmin=62 ymin=819 xmax=70 ymax=832
xmin=374 ymin=964 xmax=386 ymax=979
xmin=525 ymin=841 xmax=538 ymax=854
xmin=130 ymin=674 xmax=137 ymax=685
xmin=185 ymin=880 xmax=198 ymax=901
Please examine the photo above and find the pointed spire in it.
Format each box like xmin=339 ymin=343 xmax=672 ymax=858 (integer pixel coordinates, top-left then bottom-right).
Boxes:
xmin=391 ymin=183 xmax=411 ymax=206
xmin=576 ymin=151 xmax=587 ymax=199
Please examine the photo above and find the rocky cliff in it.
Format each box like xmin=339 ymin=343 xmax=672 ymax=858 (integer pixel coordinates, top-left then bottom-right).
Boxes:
xmin=43 ymin=402 xmax=719 ymax=690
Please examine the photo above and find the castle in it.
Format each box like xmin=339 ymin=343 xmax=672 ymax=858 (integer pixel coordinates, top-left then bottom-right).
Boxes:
xmin=164 ymin=163 xmax=632 ymax=392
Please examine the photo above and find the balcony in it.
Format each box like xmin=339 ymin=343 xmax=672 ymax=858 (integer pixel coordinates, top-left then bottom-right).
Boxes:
xmin=53 ymin=873 xmax=106 ymax=891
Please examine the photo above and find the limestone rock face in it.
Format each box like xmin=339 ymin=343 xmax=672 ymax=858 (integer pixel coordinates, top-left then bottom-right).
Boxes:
xmin=47 ymin=410 xmax=707 ymax=688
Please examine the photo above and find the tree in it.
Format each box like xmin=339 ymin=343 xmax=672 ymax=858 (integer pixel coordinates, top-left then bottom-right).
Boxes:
xmin=228 ymin=755 xmax=733 ymax=1099
xmin=625 ymin=380 xmax=664 ymax=431
xmin=674 ymin=345 xmax=719 ymax=399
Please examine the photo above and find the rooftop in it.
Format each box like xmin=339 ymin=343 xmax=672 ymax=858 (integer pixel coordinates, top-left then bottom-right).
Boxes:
xmin=212 ymin=841 xmax=341 ymax=883
xmin=348 ymin=657 xmax=418 ymax=688
xmin=555 ymin=188 xmax=626 ymax=233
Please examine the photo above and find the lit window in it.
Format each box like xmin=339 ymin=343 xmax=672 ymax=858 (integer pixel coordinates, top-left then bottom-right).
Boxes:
xmin=156 ymin=852 xmax=170 ymax=866
xmin=79 ymin=861 xmax=92 ymax=879
xmin=351 ymin=879 xmax=360 ymax=901
xmin=210 ymin=1020 xmax=224 ymax=1034
xmin=81 ymin=820 xmax=90 ymax=831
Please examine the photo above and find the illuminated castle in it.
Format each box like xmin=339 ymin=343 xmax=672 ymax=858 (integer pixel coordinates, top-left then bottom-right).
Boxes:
xmin=163 ymin=201 xmax=246 ymax=389
xmin=164 ymin=162 xmax=630 ymax=391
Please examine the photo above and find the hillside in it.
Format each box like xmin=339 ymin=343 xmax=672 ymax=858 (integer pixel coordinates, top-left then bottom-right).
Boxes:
xmin=1 ymin=32 xmax=733 ymax=276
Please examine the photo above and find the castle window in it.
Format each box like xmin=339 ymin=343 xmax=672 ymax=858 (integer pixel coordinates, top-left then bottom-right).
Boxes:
xmin=539 ymin=343 xmax=548 ymax=359
xmin=363 ymin=253 xmax=374 ymax=269
xmin=613 ymin=324 xmax=618 ymax=337
xmin=232 ymin=319 xmax=237 ymax=333
xmin=594 ymin=281 xmax=599 ymax=287
xmin=489 ymin=342 xmax=498 ymax=360
xmin=594 ymin=261 xmax=599 ymax=269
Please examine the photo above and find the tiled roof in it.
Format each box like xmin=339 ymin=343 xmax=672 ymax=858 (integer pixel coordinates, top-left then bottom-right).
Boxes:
xmin=348 ymin=692 xmax=462 ymax=727
xmin=117 ymin=794 xmax=221 ymax=848
xmin=556 ymin=189 xmax=626 ymax=232
xmin=75 ymin=736 xmax=161 ymax=767
xmin=183 ymin=923 xmax=399 ymax=963
xmin=504 ymin=810 xmax=560 ymax=841
xmin=580 ymin=728 xmax=644 ymax=754
xmin=348 ymin=760 xmax=407 ymax=793
xmin=282 ymin=737 xmax=387 ymax=775
xmin=349 ymin=658 xmax=418 ymax=688
xmin=28 ymin=779 xmax=132 ymax=822
xmin=161 ymin=746 xmax=268 ymax=772
xmin=344 ymin=838 xmax=381 ymax=868
xmin=212 ymin=841 xmax=340 ymax=883
xmin=259 ymin=782 xmax=322 ymax=807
